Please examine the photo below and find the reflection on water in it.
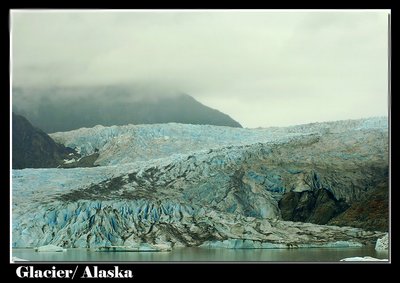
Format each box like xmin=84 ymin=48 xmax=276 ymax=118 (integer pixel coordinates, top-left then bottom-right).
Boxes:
xmin=12 ymin=247 xmax=389 ymax=262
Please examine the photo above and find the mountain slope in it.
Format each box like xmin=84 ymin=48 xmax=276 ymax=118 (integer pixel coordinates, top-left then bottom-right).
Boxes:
xmin=12 ymin=87 xmax=242 ymax=133
xmin=328 ymin=180 xmax=389 ymax=231
xmin=12 ymin=113 xmax=78 ymax=169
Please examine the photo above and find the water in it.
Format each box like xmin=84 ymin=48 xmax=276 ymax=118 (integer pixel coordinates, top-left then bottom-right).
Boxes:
xmin=12 ymin=247 xmax=389 ymax=262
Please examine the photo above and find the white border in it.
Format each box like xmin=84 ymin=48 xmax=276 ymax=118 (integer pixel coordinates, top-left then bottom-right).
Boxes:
xmin=9 ymin=11 xmax=13 ymax=264
xmin=10 ymin=9 xmax=391 ymax=13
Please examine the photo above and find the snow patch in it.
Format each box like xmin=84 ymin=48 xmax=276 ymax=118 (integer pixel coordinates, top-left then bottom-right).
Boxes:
xmin=340 ymin=256 xmax=388 ymax=262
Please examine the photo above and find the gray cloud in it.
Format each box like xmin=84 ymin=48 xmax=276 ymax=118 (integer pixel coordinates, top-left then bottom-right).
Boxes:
xmin=11 ymin=10 xmax=389 ymax=127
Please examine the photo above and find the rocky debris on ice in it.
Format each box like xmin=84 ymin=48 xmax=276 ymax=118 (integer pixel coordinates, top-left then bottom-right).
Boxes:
xmin=96 ymin=243 xmax=171 ymax=252
xmin=200 ymin=239 xmax=363 ymax=249
xmin=34 ymin=244 xmax=67 ymax=252
xmin=375 ymin=233 xmax=389 ymax=251
xmin=340 ymin=256 xmax=388 ymax=262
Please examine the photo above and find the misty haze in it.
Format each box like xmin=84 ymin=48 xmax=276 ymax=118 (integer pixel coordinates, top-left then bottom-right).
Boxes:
xmin=12 ymin=86 xmax=242 ymax=133
xmin=11 ymin=10 xmax=390 ymax=263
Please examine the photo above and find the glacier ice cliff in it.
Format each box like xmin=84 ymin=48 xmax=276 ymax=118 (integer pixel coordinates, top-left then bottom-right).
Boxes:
xmin=12 ymin=117 xmax=388 ymax=248
xmin=375 ymin=233 xmax=389 ymax=251
xmin=12 ymin=257 xmax=29 ymax=262
xmin=35 ymin=244 xmax=66 ymax=252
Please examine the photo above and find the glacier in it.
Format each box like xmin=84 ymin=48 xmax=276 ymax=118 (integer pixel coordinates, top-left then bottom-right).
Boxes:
xmin=35 ymin=244 xmax=66 ymax=252
xmin=50 ymin=117 xmax=387 ymax=166
xmin=12 ymin=117 xmax=388 ymax=249
xmin=375 ymin=233 xmax=389 ymax=251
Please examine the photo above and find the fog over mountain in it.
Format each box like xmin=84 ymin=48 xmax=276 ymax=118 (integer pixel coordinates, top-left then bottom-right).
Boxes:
xmin=11 ymin=11 xmax=389 ymax=128
xmin=12 ymin=86 xmax=242 ymax=133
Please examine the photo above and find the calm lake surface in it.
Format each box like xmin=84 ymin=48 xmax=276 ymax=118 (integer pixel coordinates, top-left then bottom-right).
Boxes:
xmin=12 ymin=247 xmax=389 ymax=262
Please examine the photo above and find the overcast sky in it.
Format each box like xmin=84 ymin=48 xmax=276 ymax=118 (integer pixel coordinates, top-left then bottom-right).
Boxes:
xmin=11 ymin=10 xmax=390 ymax=128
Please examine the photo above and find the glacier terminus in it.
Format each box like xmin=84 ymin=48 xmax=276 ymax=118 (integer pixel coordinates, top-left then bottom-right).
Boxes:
xmin=12 ymin=117 xmax=388 ymax=251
